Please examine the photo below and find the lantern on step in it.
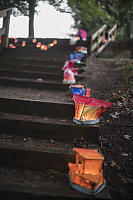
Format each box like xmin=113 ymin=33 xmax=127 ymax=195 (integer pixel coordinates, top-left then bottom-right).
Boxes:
xmin=9 ymin=44 xmax=16 ymax=48
xmin=68 ymin=148 xmax=106 ymax=195
xmin=41 ymin=44 xmax=45 ymax=50
xmin=32 ymin=38 xmax=36 ymax=43
xmin=69 ymin=53 xmax=84 ymax=64
xmin=22 ymin=41 xmax=26 ymax=47
xmin=76 ymin=36 xmax=80 ymax=41
xmin=73 ymin=94 xmax=112 ymax=125
xmin=76 ymin=46 xmax=87 ymax=54
xmin=36 ymin=42 xmax=41 ymax=48
xmin=14 ymin=39 xmax=18 ymax=44
xmin=44 ymin=45 xmax=47 ymax=50
xmin=69 ymin=85 xmax=91 ymax=97
xmin=63 ymin=68 xmax=76 ymax=84
xmin=53 ymin=40 xmax=57 ymax=45
xmin=49 ymin=43 xmax=54 ymax=47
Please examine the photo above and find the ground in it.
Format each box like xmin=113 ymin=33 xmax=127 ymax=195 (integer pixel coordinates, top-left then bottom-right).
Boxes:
xmin=85 ymin=57 xmax=133 ymax=200
xmin=0 ymin=40 xmax=133 ymax=200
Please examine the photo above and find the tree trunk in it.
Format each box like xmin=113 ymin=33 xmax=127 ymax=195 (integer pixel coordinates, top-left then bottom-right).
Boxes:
xmin=29 ymin=0 xmax=35 ymax=38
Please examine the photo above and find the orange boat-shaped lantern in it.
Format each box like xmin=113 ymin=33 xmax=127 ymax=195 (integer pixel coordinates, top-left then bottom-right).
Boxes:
xmin=68 ymin=148 xmax=106 ymax=195
xmin=73 ymin=94 xmax=112 ymax=124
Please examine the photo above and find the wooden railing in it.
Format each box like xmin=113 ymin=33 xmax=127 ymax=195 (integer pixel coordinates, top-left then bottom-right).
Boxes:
xmin=89 ymin=24 xmax=106 ymax=55
xmin=107 ymin=24 xmax=117 ymax=42
xmin=89 ymin=24 xmax=117 ymax=56
xmin=0 ymin=8 xmax=12 ymax=50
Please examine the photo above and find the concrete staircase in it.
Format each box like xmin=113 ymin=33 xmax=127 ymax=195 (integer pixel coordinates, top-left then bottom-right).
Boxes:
xmin=0 ymin=38 xmax=110 ymax=200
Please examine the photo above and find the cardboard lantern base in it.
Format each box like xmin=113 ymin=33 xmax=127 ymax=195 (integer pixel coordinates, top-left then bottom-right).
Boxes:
xmin=63 ymin=79 xmax=76 ymax=84
xmin=73 ymin=117 xmax=99 ymax=125
xmin=69 ymin=173 xmax=106 ymax=195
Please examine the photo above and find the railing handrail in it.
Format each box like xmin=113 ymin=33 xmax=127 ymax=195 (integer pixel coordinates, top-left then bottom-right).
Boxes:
xmin=91 ymin=25 xmax=106 ymax=40
xmin=0 ymin=8 xmax=12 ymax=49
xmin=108 ymin=24 xmax=117 ymax=35
xmin=89 ymin=24 xmax=117 ymax=56
xmin=0 ymin=8 xmax=12 ymax=18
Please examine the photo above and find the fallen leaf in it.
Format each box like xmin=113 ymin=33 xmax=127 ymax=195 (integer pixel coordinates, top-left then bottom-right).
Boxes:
xmin=121 ymin=153 xmax=128 ymax=157
xmin=43 ymin=117 xmax=48 ymax=120
xmin=124 ymin=135 xmax=131 ymax=140
xmin=60 ymin=119 xmax=67 ymax=122
xmin=37 ymin=78 xmax=43 ymax=82
xmin=111 ymin=160 xmax=116 ymax=167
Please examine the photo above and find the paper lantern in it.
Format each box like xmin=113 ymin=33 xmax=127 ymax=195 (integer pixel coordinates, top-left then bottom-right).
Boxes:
xmin=44 ymin=45 xmax=47 ymax=50
xmin=41 ymin=44 xmax=45 ymax=50
xmin=49 ymin=43 xmax=54 ymax=47
xmin=22 ymin=41 xmax=26 ymax=47
xmin=73 ymin=94 xmax=112 ymax=124
xmin=76 ymin=46 xmax=87 ymax=54
xmin=76 ymin=30 xmax=87 ymax=40
xmin=76 ymin=36 xmax=80 ymax=41
xmin=32 ymin=38 xmax=36 ymax=43
xmin=68 ymin=148 xmax=106 ymax=195
xmin=14 ymin=39 xmax=18 ymax=44
xmin=9 ymin=44 xmax=16 ymax=48
xmin=0 ymin=36 xmax=1 ymax=44
xmin=69 ymin=85 xmax=91 ymax=97
xmin=36 ymin=42 xmax=41 ymax=48
xmin=62 ymin=61 xmax=78 ymax=76
xmin=62 ymin=61 xmax=74 ymax=71
xmin=53 ymin=40 xmax=57 ymax=45
xmin=69 ymin=53 xmax=84 ymax=64
xmin=63 ymin=69 xmax=75 ymax=84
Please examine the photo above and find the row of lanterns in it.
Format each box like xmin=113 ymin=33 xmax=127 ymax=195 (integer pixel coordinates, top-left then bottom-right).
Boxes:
xmin=8 ymin=36 xmax=58 ymax=51
xmin=61 ymin=43 xmax=112 ymax=195
xmin=62 ymin=45 xmax=112 ymax=125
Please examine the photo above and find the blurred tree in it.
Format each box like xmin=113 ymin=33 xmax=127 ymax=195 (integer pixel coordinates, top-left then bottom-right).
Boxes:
xmin=67 ymin=0 xmax=133 ymax=39
xmin=0 ymin=0 xmax=65 ymax=38
xmin=67 ymin=0 xmax=110 ymax=36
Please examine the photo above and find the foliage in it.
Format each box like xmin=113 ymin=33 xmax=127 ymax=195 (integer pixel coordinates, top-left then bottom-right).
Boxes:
xmin=67 ymin=0 xmax=133 ymax=39
xmin=67 ymin=0 xmax=110 ymax=35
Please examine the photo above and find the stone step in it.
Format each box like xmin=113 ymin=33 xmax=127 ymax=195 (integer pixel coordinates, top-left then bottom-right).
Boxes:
xmin=0 ymin=62 xmax=85 ymax=74
xmin=0 ymin=62 xmax=63 ymax=73
xmin=0 ymin=77 xmax=69 ymax=91
xmin=0 ymin=97 xmax=74 ymax=119
xmin=0 ymin=112 xmax=99 ymax=144
xmin=0 ymin=69 xmax=84 ymax=82
xmin=0 ymin=56 xmax=64 ymax=66
xmin=0 ymin=166 xmax=111 ymax=200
